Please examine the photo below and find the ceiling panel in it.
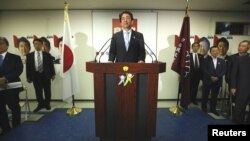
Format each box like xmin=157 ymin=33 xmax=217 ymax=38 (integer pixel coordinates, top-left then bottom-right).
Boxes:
xmin=0 ymin=0 xmax=250 ymax=12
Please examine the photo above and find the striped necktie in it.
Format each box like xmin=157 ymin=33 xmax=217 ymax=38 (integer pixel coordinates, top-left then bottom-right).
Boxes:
xmin=37 ymin=52 xmax=43 ymax=72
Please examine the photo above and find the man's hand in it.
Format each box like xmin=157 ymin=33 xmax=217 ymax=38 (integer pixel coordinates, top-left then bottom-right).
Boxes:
xmin=138 ymin=60 xmax=144 ymax=63
xmin=231 ymin=88 xmax=237 ymax=96
xmin=210 ymin=76 xmax=218 ymax=82
xmin=51 ymin=75 xmax=55 ymax=81
xmin=27 ymin=79 xmax=32 ymax=83
xmin=0 ymin=77 xmax=7 ymax=88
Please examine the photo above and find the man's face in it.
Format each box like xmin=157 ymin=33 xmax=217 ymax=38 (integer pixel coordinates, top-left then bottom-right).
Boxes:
xmin=121 ymin=13 xmax=132 ymax=30
xmin=210 ymin=47 xmax=220 ymax=58
xmin=33 ymin=41 xmax=43 ymax=51
xmin=238 ymin=42 xmax=249 ymax=54
xmin=199 ymin=41 xmax=209 ymax=55
xmin=0 ymin=39 xmax=8 ymax=54
xmin=218 ymin=42 xmax=228 ymax=56
xmin=19 ymin=41 xmax=30 ymax=56
xmin=192 ymin=43 xmax=200 ymax=53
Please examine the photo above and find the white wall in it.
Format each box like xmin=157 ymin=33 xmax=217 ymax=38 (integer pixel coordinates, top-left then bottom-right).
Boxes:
xmin=0 ymin=10 xmax=249 ymax=100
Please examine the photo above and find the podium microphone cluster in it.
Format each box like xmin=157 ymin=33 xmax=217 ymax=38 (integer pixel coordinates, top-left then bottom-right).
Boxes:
xmin=94 ymin=37 xmax=112 ymax=63
xmin=133 ymin=36 xmax=158 ymax=63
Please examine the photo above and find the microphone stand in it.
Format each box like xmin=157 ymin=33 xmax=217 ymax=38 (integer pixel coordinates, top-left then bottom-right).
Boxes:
xmin=144 ymin=42 xmax=158 ymax=63
xmin=145 ymin=49 xmax=154 ymax=63
xmin=94 ymin=37 xmax=112 ymax=62
xmin=133 ymin=36 xmax=157 ymax=63
xmin=99 ymin=45 xmax=110 ymax=63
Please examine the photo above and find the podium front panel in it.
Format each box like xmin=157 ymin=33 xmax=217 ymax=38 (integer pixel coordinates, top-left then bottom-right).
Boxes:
xmin=86 ymin=62 xmax=166 ymax=141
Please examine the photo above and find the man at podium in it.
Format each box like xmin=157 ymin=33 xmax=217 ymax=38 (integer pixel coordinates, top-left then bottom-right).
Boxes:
xmin=108 ymin=10 xmax=146 ymax=63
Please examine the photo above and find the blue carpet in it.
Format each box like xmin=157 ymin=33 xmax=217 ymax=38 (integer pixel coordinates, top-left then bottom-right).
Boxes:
xmin=0 ymin=108 xmax=234 ymax=141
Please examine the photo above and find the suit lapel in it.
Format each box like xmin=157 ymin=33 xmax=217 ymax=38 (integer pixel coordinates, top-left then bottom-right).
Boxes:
xmin=118 ymin=31 xmax=127 ymax=52
xmin=128 ymin=30 xmax=136 ymax=52
xmin=2 ymin=53 xmax=9 ymax=67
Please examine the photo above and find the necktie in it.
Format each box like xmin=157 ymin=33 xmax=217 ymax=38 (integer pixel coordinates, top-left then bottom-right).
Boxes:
xmin=37 ymin=52 xmax=43 ymax=72
xmin=194 ymin=54 xmax=199 ymax=69
xmin=125 ymin=32 xmax=129 ymax=51
xmin=0 ymin=55 xmax=3 ymax=67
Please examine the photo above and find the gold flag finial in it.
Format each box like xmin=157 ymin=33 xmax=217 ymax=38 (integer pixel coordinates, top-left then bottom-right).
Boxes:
xmin=64 ymin=1 xmax=69 ymax=21
xmin=185 ymin=0 xmax=189 ymax=17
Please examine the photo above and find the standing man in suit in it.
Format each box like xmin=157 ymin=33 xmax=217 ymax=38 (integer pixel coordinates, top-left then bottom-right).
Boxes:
xmin=0 ymin=37 xmax=23 ymax=135
xmin=26 ymin=38 xmax=55 ymax=112
xmin=190 ymin=42 xmax=204 ymax=105
xmin=227 ymin=40 xmax=249 ymax=117
xmin=201 ymin=46 xmax=226 ymax=116
xmin=230 ymin=40 xmax=250 ymax=124
xmin=108 ymin=10 xmax=145 ymax=63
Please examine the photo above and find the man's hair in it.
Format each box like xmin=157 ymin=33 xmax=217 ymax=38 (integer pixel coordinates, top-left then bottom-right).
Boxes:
xmin=33 ymin=38 xmax=43 ymax=44
xmin=217 ymin=37 xmax=229 ymax=49
xmin=18 ymin=37 xmax=31 ymax=50
xmin=209 ymin=46 xmax=219 ymax=52
xmin=58 ymin=37 xmax=63 ymax=46
xmin=119 ymin=10 xmax=133 ymax=22
xmin=238 ymin=40 xmax=250 ymax=46
xmin=40 ymin=36 xmax=51 ymax=50
xmin=0 ymin=36 xmax=9 ymax=46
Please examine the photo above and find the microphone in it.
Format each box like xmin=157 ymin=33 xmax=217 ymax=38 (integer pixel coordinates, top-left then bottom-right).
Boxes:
xmin=94 ymin=37 xmax=112 ymax=62
xmin=133 ymin=36 xmax=158 ymax=63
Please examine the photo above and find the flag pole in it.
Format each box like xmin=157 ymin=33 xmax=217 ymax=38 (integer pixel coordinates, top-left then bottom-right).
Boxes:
xmin=63 ymin=1 xmax=82 ymax=116
xmin=66 ymin=94 xmax=82 ymax=116
xmin=169 ymin=0 xmax=189 ymax=116
xmin=169 ymin=80 xmax=185 ymax=115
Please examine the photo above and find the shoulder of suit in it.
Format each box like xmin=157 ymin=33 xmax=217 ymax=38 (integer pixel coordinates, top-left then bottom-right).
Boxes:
xmin=6 ymin=52 xmax=20 ymax=58
xmin=113 ymin=31 xmax=122 ymax=38
xmin=42 ymin=51 xmax=50 ymax=55
xmin=133 ymin=30 xmax=142 ymax=35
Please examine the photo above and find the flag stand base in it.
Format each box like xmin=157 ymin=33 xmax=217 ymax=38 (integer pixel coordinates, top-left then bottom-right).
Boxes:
xmin=169 ymin=106 xmax=184 ymax=116
xmin=66 ymin=106 xmax=82 ymax=116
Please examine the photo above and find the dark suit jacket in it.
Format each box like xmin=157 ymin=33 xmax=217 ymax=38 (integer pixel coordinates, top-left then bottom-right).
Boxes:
xmin=0 ymin=53 xmax=23 ymax=84
xmin=227 ymin=53 xmax=239 ymax=86
xmin=231 ymin=53 xmax=250 ymax=92
xmin=202 ymin=56 xmax=226 ymax=86
xmin=108 ymin=30 xmax=146 ymax=62
xmin=26 ymin=51 xmax=55 ymax=81
xmin=190 ymin=53 xmax=204 ymax=79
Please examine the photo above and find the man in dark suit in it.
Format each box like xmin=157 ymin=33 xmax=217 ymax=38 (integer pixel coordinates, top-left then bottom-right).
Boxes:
xmin=230 ymin=40 xmax=250 ymax=124
xmin=226 ymin=40 xmax=249 ymax=117
xmin=190 ymin=42 xmax=204 ymax=105
xmin=201 ymin=46 xmax=226 ymax=116
xmin=26 ymin=38 xmax=55 ymax=112
xmin=0 ymin=37 xmax=23 ymax=136
xmin=108 ymin=10 xmax=145 ymax=63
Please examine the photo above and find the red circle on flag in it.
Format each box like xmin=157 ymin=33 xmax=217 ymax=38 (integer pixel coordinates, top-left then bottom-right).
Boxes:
xmin=63 ymin=44 xmax=74 ymax=73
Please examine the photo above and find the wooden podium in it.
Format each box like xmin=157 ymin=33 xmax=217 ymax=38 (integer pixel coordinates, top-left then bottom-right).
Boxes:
xmin=86 ymin=61 xmax=166 ymax=141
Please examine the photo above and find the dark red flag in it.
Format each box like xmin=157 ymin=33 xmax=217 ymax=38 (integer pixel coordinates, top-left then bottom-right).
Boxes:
xmin=171 ymin=15 xmax=191 ymax=109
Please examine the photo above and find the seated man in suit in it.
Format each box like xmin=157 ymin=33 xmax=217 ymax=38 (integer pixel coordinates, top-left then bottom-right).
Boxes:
xmin=0 ymin=37 xmax=23 ymax=136
xmin=108 ymin=10 xmax=145 ymax=63
xmin=201 ymin=46 xmax=226 ymax=116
